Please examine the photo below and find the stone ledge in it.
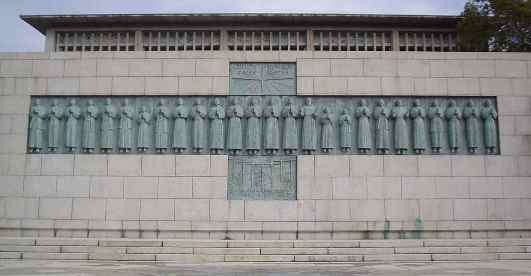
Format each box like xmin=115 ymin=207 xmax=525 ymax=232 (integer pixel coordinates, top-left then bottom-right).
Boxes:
xmin=0 ymin=237 xmax=530 ymax=263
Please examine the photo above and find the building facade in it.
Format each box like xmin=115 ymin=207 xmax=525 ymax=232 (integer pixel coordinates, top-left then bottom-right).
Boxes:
xmin=0 ymin=14 xmax=530 ymax=245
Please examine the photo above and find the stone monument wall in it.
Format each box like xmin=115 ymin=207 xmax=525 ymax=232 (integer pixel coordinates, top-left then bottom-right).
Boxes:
xmin=0 ymin=51 xmax=530 ymax=239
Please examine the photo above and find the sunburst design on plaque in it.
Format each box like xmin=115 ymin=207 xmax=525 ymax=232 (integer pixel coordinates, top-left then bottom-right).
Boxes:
xmin=229 ymin=63 xmax=296 ymax=95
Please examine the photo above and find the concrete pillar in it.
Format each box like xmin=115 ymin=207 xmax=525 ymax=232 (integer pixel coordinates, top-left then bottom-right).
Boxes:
xmin=134 ymin=30 xmax=143 ymax=51
xmin=44 ymin=29 xmax=56 ymax=52
xmin=392 ymin=30 xmax=400 ymax=51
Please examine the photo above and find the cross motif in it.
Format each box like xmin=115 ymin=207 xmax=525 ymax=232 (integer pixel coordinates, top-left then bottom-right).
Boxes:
xmin=230 ymin=63 xmax=296 ymax=95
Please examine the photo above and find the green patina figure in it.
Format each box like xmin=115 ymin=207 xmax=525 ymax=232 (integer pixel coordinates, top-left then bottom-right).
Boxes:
xmin=445 ymin=99 xmax=461 ymax=153
xmin=355 ymin=99 xmax=372 ymax=154
xmin=391 ymin=100 xmax=409 ymax=155
xmin=137 ymin=105 xmax=151 ymax=153
xmin=65 ymin=99 xmax=81 ymax=152
xmin=246 ymin=98 xmax=262 ymax=155
xmin=28 ymin=99 xmax=47 ymax=153
xmin=227 ymin=97 xmax=243 ymax=155
xmin=374 ymin=99 xmax=390 ymax=155
xmin=172 ymin=98 xmax=188 ymax=153
xmin=463 ymin=99 xmax=480 ymax=154
xmin=481 ymin=100 xmax=498 ymax=154
xmin=339 ymin=108 xmax=352 ymax=152
xmin=264 ymin=97 xmax=280 ymax=155
xmin=82 ymin=99 xmax=98 ymax=153
xmin=154 ymin=99 xmax=170 ymax=153
xmin=118 ymin=99 xmax=134 ymax=153
xmin=410 ymin=99 xmax=427 ymax=154
xmin=427 ymin=100 xmax=444 ymax=154
xmin=191 ymin=99 xmax=207 ymax=153
xmin=320 ymin=106 xmax=335 ymax=153
xmin=48 ymin=99 xmax=63 ymax=152
xmin=282 ymin=98 xmax=298 ymax=155
xmin=301 ymin=97 xmax=317 ymax=154
xmin=100 ymin=98 xmax=116 ymax=153
xmin=208 ymin=98 xmax=225 ymax=155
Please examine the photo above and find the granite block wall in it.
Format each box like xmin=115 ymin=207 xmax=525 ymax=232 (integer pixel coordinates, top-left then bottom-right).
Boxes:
xmin=0 ymin=51 xmax=530 ymax=239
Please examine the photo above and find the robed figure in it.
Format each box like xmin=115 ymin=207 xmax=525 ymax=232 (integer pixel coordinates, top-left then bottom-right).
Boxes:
xmin=410 ymin=99 xmax=427 ymax=154
xmin=29 ymin=99 xmax=47 ymax=153
xmin=65 ymin=99 xmax=81 ymax=152
xmin=301 ymin=98 xmax=317 ymax=154
xmin=264 ymin=97 xmax=280 ymax=155
xmin=245 ymin=98 xmax=262 ymax=155
xmin=82 ymin=99 xmax=98 ymax=153
xmin=427 ymin=100 xmax=444 ymax=154
xmin=463 ymin=100 xmax=480 ymax=154
xmin=391 ymin=100 xmax=409 ymax=155
xmin=373 ymin=99 xmax=390 ymax=155
xmin=173 ymin=98 xmax=188 ymax=153
xmin=320 ymin=107 xmax=335 ymax=153
xmin=118 ymin=99 xmax=134 ymax=153
xmin=445 ymin=100 xmax=461 ymax=153
xmin=282 ymin=98 xmax=298 ymax=155
xmin=100 ymin=98 xmax=116 ymax=153
xmin=191 ymin=99 xmax=207 ymax=153
xmin=154 ymin=99 xmax=170 ymax=153
xmin=355 ymin=99 xmax=371 ymax=154
xmin=227 ymin=98 xmax=243 ymax=155
xmin=48 ymin=100 xmax=63 ymax=152
xmin=339 ymin=108 xmax=352 ymax=152
xmin=137 ymin=106 xmax=151 ymax=152
xmin=481 ymin=100 xmax=498 ymax=154
xmin=208 ymin=98 xmax=225 ymax=154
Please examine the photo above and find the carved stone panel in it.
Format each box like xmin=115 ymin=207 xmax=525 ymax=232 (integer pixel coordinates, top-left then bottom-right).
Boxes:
xmin=229 ymin=63 xmax=296 ymax=95
xmin=228 ymin=156 xmax=297 ymax=200
xmin=27 ymin=96 xmax=499 ymax=155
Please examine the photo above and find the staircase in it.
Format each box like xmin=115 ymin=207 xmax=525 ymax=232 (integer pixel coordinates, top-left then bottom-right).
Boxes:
xmin=1 ymin=238 xmax=531 ymax=263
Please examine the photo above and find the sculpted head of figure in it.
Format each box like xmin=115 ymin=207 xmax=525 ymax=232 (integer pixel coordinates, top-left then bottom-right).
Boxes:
xmin=251 ymin=97 xmax=259 ymax=105
xmin=287 ymin=98 xmax=294 ymax=105
xmin=231 ymin=97 xmax=239 ymax=105
xmin=413 ymin=99 xmax=421 ymax=107
xmin=195 ymin=98 xmax=202 ymax=105
xmin=88 ymin=99 xmax=94 ymax=106
xmin=448 ymin=99 xmax=456 ymax=107
xmin=213 ymin=98 xmax=221 ymax=106
xmin=484 ymin=99 xmax=492 ymax=107
xmin=431 ymin=100 xmax=438 ymax=107
xmin=359 ymin=99 xmax=367 ymax=107
xmin=394 ymin=99 xmax=402 ymax=107
xmin=466 ymin=99 xmax=474 ymax=107
xmin=176 ymin=98 xmax=184 ymax=106
xmin=141 ymin=105 xmax=147 ymax=112
xmin=69 ymin=99 xmax=76 ymax=106
xmin=377 ymin=99 xmax=385 ymax=107
xmin=52 ymin=99 xmax=59 ymax=106
xmin=34 ymin=99 xmax=41 ymax=105
xmin=159 ymin=99 xmax=165 ymax=106
xmin=342 ymin=108 xmax=348 ymax=115
xmin=123 ymin=98 xmax=129 ymax=106
xmin=305 ymin=97 xmax=312 ymax=105
xmin=105 ymin=98 xmax=112 ymax=105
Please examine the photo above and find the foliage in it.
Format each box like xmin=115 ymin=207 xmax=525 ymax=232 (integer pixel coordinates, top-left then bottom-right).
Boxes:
xmin=458 ymin=0 xmax=531 ymax=51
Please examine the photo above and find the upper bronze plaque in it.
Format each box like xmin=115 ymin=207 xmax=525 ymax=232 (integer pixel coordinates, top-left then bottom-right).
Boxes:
xmin=229 ymin=63 xmax=296 ymax=96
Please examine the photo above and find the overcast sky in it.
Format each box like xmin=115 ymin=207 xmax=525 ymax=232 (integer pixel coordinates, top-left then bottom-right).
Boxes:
xmin=0 ymin=0 xmax=467 ymax=52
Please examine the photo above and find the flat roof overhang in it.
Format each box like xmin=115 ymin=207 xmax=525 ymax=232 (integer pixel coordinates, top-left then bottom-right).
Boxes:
xmin=21 ymin=13 xmax=461 ymax=34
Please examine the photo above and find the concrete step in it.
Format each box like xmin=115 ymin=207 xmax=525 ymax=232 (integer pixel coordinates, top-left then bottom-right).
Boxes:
xmin=0 ymin=238 xmax=530 ymax=263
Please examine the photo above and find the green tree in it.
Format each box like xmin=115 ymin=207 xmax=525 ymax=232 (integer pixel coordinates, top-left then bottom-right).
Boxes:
xmin=458 ymin=0 xmax=531 ymax=51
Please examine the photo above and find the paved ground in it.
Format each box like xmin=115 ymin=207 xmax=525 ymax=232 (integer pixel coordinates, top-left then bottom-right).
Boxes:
xmin=0 ymin=260 xmax=531 ymax=275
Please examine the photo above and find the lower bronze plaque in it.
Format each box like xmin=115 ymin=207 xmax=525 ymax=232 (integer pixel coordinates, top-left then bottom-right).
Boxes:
xmin=228 ymin=156 xmax=297 ymax=200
